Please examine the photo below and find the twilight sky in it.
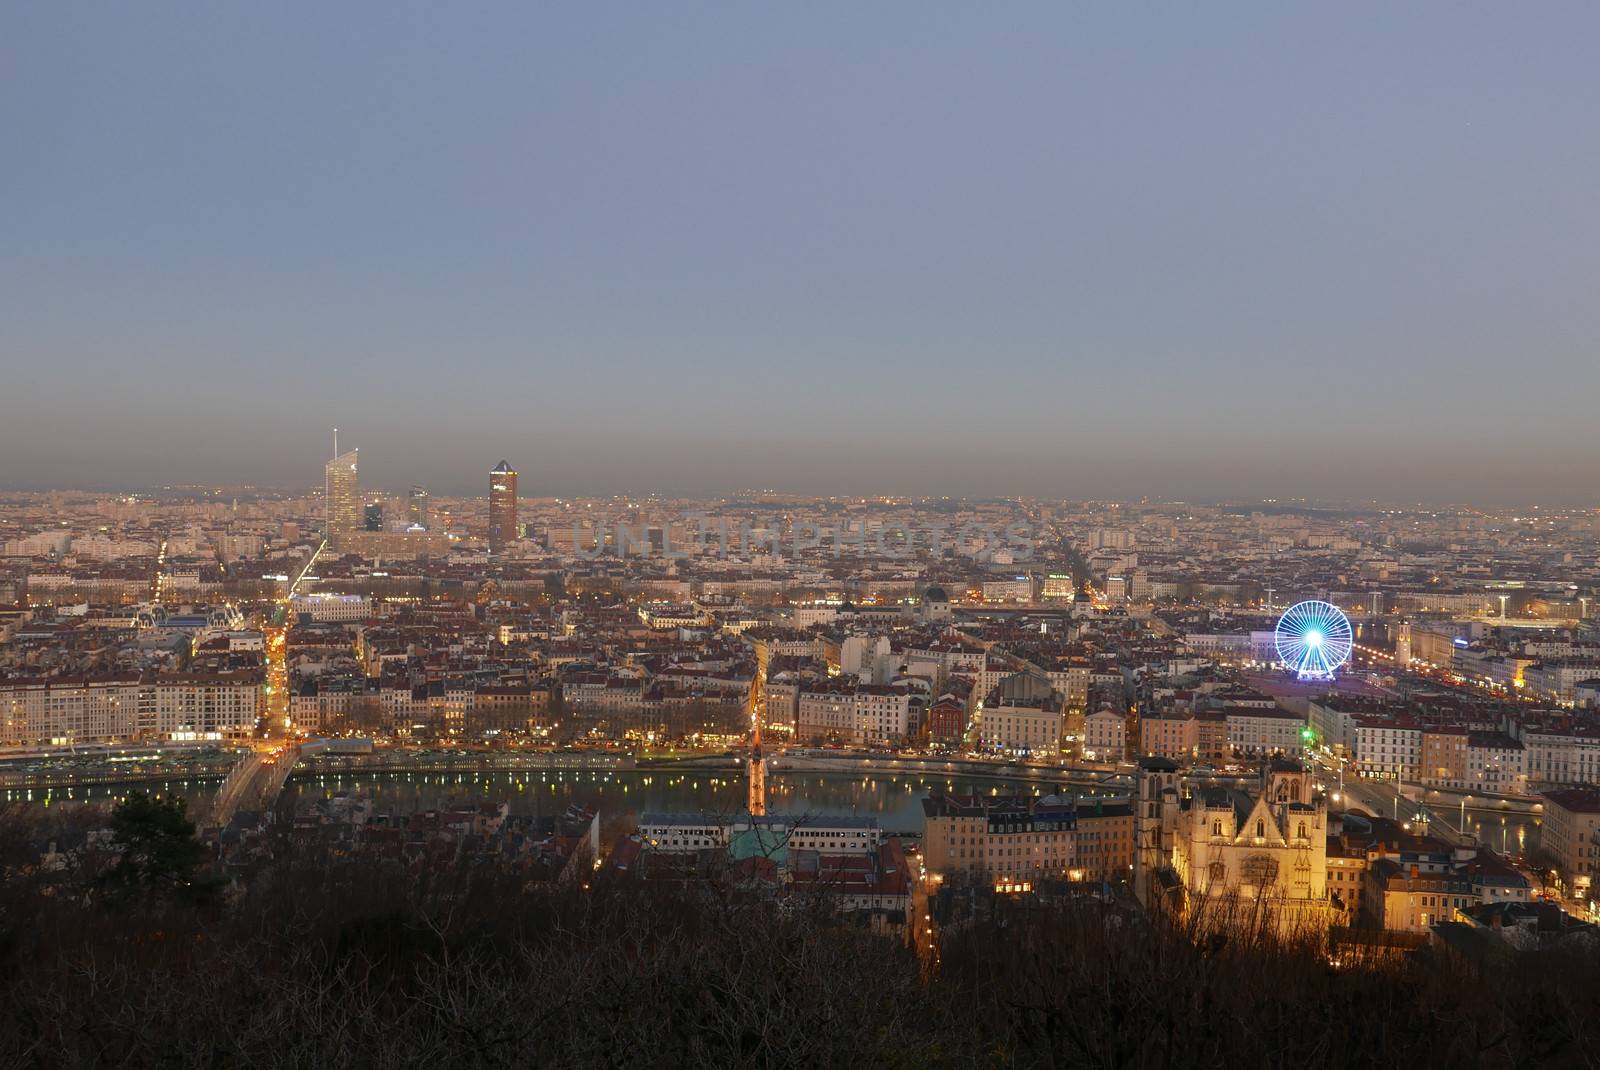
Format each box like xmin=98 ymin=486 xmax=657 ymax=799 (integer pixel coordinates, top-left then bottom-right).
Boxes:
xmin=3 ymin=4 xmax=1598 ymax=503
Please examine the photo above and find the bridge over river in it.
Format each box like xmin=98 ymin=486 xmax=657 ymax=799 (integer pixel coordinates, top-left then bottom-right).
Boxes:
xmin=204 ymin=743 xmax=300 ymax=827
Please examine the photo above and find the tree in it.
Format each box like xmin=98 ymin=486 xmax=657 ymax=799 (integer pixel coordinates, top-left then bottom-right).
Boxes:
xmin=99 ymin=792 xmax=218 ymax=906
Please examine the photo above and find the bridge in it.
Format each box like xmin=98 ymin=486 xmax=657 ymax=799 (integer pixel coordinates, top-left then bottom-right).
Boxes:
xmin=205 ymin=742 xmax=300 ymax=827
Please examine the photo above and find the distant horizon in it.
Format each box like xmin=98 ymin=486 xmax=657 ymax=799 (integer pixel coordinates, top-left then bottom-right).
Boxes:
xmin=1 ymin=476 xmax=1592 ymax=514
xmin=4 ymin=423 xmax=1598 ymax=509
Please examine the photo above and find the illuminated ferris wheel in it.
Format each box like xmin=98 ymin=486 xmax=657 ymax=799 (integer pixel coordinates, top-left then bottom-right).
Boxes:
xmin=1274 ymin=600 xmax=1353 ymax=680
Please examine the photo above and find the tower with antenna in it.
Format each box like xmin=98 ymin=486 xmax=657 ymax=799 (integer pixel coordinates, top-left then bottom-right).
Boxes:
xmin=324 ymin=428 xmax=360 ymax=536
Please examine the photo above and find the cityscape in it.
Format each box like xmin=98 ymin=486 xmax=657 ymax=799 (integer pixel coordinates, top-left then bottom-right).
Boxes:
xmin=5 ymin=5 xmax=1600 ymax=1068
xmin=4 ymin=459 xmax=1600 ymax=1058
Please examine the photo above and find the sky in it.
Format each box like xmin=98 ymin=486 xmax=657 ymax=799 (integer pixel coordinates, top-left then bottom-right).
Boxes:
xmin=3 ymin=4 xmax=1598 ymax=503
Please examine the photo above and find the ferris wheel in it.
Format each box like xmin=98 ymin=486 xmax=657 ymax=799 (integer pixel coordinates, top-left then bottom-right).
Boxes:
xmin=1274 ymin=600 xmax=1353 ymax=680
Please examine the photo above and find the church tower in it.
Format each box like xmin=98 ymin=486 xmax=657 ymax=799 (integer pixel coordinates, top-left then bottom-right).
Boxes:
xmin=1263 ymin=758 xmax=1310 ymax=807
xmin=1134 ymin=756 xmax=1181 ymax=905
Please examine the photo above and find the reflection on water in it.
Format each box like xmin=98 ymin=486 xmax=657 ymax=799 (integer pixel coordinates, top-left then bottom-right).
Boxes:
xmin=1462 ymin=813 xmax=1539 ymax=855
xmin=1 ymin=777 xmax=224 ymax=808
xmin=282 ymin=770 xmax=1122 ymax=833
xmin=5 ymin=769 xmax=1113 ymax=829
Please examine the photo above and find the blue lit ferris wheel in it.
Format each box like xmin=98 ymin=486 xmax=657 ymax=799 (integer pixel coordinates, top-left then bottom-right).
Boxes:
xmin=1274 ymin=600 xmax=1353 ymax=680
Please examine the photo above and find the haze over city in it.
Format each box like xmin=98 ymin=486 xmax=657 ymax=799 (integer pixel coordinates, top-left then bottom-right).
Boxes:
xmin=5 ymin=4 xmax=1600 ymax=502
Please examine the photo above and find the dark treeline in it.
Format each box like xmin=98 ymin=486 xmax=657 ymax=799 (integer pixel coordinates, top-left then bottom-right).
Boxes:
xmin=1 ymin=802 xmax=1597 ymax=1068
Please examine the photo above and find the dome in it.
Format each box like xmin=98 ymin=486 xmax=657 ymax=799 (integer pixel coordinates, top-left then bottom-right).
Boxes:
xmin=922 ymin=585 xmax=950 ymax=604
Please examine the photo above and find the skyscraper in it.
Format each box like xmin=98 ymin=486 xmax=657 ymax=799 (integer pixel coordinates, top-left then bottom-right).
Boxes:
xmin=488 ymin=460 xmax=518 ymax=553
xmin=407 ymin=484 xmax=430 ymax=530
xmin=324 ymin=449 xmax=360 ymax=536
xmin=363 ymin=502 xmax=384 ymax=532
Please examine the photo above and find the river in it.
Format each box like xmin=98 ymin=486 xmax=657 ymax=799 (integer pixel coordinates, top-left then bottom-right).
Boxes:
xmin=6 ymin=767 xmax=1120 ymax=835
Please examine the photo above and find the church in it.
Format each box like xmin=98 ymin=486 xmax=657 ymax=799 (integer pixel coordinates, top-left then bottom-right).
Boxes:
xmin=1138 ymin=757 xmax=1333 ymax=937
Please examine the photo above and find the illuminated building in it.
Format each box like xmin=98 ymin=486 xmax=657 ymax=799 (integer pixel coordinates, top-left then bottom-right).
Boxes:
xmin=1040 ymin=573 xmax=1077 ymax=601
xmin=981 ymin=577 xmax=1033 ymax=603
xmin=1155 ymin=758 xmax=1334 ymax=936
xmin=1539 ymin=789 xmax=1600 ymax=898
xmin=1083 ymin=705 xmax=1127 ymax=761
xmin=488 ymin=460 xmax=518 ymax=553
xmin=333 ymin=530 xmax=450 ymax=558
xmin=0 ymin=672 xmax=263 ymax=745
xmin=637 ymin=813 xmax=881 ymax=854
xmin=289 ymin=592 xmax=371 ymax=623
xmin=324 ymin=448 xmax=360 ymax=536
xmin=407 ymin=484 xmax=430 ymax=530
xmin=975 ymin=669 xmax=1065 ymax=757
xmin=920 ymin=794 xmax=1074 ymax=881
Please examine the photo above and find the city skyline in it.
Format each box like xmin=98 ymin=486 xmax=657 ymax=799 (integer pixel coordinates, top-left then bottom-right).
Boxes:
xmin=5 ymin=6 xmax=1600 ymax=503
xmin=5 ymin=429 xmax=1600 ymax=510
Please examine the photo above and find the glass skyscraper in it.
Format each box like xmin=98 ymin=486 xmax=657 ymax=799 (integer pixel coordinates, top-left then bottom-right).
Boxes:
xmin=324 ymin=449 xmax=360 ymax=535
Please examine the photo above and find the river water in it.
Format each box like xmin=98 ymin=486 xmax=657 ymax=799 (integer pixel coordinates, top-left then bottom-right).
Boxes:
xmin=6 ymin=768 xmax=1119 ymax=835
xmin=284 ymin=768 xmax=1127 ymax=834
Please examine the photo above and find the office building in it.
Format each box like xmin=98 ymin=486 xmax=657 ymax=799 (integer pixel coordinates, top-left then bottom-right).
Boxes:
xmin=488 ymin=460 xmax=518 ymax=552
xmin=407 ymin=484 xmax=430 ymax=530
xmin=324 ymin=449 xmax=360 ymax=536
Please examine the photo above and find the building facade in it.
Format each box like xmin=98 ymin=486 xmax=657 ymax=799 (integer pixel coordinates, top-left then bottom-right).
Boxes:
xmin=1169 ymin=762 xmax=1332 ymax=934
xmin=977 ymin=670 xmax=1065 ymax=757
xmin=324 ymin=449 xmax=361 ymax=536
xmin=0 ymin=672 xmax=262 ymax=745
xmin=1541 ymin=788 xmax=1600 ymax=898
xmin=488 ymin=460 xmax=518 ymax=553
xmin=921 ymin=793 xmax=1081 ymax=884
